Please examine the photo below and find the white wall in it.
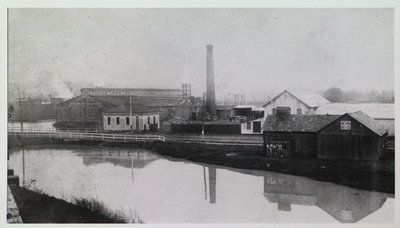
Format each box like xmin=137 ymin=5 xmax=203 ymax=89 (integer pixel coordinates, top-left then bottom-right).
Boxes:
xmin=263 ymin=91 xmax=313 ymax=122
xmin=240 ymin=119 xmax=263 ymax=134
xmin=103 ymin=114 xmax=160 ymax=131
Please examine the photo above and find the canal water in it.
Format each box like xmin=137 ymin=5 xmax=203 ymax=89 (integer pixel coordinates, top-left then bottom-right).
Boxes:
xmin=8 ymin=146 xmax=394 ymax=223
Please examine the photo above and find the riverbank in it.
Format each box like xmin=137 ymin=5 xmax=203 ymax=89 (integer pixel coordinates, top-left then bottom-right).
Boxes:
xmin=8 ymin=136 xmax=394 ymax=194
xmin=9 ymin=186 xmax=140 ymax=223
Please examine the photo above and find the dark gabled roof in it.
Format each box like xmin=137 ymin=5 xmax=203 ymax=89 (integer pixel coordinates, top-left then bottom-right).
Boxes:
xmin=347 ymin=111 xmax=387 ymax=136
xmin=263 ymin=114 xmax=340 ymax=132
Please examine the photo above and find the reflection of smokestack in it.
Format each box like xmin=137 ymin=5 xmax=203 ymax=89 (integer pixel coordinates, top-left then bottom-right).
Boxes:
xmin=208 ymin=166 xmax=216 ymax=204
xmin=206 ymin=45 xmax=216 ymax=115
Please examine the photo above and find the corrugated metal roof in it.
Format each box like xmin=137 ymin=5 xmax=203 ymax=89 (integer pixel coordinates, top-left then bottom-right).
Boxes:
xmin=263 ymin=114 xmax=340 ymax=132
xmin=315 ymin=103 xmax=394 ymax=119
xmin=348 ymin=111 xmax=387 ymax=136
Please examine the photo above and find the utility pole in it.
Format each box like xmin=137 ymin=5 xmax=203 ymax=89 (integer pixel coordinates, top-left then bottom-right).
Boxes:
xmin=129 ymin=97 xmax=132 ymax=130
xmin=84 ymin=97 xmax=87 ymax=123
xmin=202 ymin=92 xmax=205 ymax=140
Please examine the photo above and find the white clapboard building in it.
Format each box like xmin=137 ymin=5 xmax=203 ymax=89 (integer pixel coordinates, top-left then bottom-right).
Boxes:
xmin=103 ymin=113 xmax=160 ymax=132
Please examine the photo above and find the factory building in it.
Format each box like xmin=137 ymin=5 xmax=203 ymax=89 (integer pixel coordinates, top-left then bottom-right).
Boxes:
xmin=81 ymin=87 xmax=183 ymax=98
xmin=55 ymin=85 xmax=193 ymax=130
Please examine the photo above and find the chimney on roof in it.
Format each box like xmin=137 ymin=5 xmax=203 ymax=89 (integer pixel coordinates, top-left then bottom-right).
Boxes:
xmin=206 ymin=44 xmax=217 ymax=116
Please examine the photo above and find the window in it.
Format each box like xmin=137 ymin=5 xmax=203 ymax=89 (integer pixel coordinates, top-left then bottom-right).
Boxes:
xmin=148 ymin=116 xmax=150 ymax=124
xmin=153 ymin=116 xmax=156 ymax=123
xmin=276 ymin=107 xmax=291 ymax=116
xmin=341 ymin=210 xmax=352 ymax=220
xmin=116 ymin=117 xmax=120 ymax=125
xmin=340 ymin=120 xmax=351 ymax=130
xmin=126 ymin=117 xmax=130 ymax=125
xmin=272 ymin=108 xmax=277 ymax=115
xmin=107 ymin=117 xmax=111 ymax=125
xmin=297 ymin=109 xmax=302 ymax=115
xmin=246 ymin=122 xmax=251 ymax=130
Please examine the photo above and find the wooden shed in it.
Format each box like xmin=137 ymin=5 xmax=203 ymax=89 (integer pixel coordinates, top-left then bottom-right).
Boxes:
xmin=262 ymin=114 xmax=340 ymax=157
xmin=316 ymin=111 xmax=388 ymax=161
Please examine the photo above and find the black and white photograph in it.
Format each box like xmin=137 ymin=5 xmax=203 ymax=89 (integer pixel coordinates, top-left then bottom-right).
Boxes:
xmin=2 ymin=0 xmax=398 ymax=226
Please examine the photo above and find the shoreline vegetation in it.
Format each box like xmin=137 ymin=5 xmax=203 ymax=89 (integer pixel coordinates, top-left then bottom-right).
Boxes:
xmin=9 ymin=186 xmax=143 ymax=223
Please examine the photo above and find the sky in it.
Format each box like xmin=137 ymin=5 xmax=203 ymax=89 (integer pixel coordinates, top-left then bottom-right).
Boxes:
xmin=8 ymin=8 xmax=394 ymax=101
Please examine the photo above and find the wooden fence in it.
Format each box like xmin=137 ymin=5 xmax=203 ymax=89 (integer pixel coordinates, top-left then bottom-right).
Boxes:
xmin=7 ymin=127 xmax=99 ymax=133
xmin=8 ymin=131 xmax=166 ymax=143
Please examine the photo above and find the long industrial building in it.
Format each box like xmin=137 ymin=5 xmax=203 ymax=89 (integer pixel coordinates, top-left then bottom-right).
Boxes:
xmin=81 ymin=87 xmax=184 ymax=98
xmin=55 ymin=84 xmax=200 ymax=130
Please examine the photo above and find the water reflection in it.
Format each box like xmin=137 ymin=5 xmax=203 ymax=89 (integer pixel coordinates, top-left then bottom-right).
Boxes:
xmin=73 ymin=149 xmax=159 ymax=169
xmin=8 ymin=147 xmax=393 ymax=223
xmin=261 ymin=172 xmax=390 ymax=223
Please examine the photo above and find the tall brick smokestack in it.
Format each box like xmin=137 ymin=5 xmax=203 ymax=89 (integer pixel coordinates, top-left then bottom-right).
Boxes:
xmin=206 ymin=44 xmax=216 ymax=115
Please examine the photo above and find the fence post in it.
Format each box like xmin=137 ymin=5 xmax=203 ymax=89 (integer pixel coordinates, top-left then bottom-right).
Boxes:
xmin=113 ymin=135 xmax=115 ymax=142
xmin=124 ymin=135 xmax=126 ymax=142
xmin=102 ymin=134 xmax=104 ymax=141
xmin=91 ymin=134 xmax=93 ymax=140
xmin=135 ymin=135 xmax=137 ymax=142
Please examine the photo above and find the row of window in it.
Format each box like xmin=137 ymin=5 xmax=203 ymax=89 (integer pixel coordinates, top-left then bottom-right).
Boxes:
xmin=272 ymin=107 xmax=302 ymax=115
xmin=106 ymin=116 xmax=157 ymax=125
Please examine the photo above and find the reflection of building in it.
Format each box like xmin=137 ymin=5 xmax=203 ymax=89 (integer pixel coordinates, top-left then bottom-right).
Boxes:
xmin=74 ymin=149 xmax=159 ymax=169
xmin=263 ymin=173 xmax=318 ymax=211
xmin=261 ymin=171 xmax=391 ymax=223
xmin=315 ymin=184 xmax=387 ymax=223
xmin=200 ymin=166 xmax=392 ymax=223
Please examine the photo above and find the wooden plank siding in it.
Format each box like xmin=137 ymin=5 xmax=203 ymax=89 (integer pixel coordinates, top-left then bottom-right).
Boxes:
xmin=316 ymin=114 xmax=385 ymax=161
xmin=263 ymin=132 xmax=317 ymax=157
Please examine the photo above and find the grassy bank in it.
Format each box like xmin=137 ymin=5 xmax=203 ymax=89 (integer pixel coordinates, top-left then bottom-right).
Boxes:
xmin=9 ymin=186 xmax=142 ymax=223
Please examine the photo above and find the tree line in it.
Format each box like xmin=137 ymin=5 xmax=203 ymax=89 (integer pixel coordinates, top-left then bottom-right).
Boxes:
xmin=322 ymin=87 xmax=394 ymax=103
